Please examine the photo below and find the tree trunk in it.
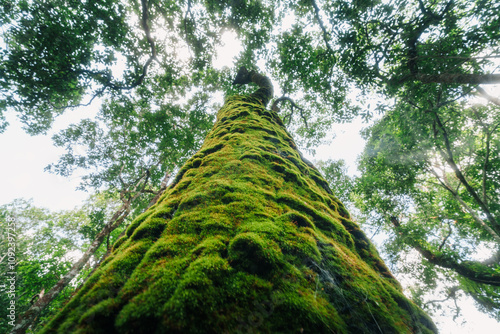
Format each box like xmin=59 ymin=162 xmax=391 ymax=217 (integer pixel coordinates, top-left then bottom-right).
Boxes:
xmin=38 ymin=76 xmax=437 ymax=333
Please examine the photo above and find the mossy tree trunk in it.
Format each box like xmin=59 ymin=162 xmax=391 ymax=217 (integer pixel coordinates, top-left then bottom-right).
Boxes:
xmin=39 ymin=71 xmax=437 ymax=334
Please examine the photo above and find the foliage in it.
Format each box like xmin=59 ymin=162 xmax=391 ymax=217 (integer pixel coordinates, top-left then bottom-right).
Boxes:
xmin=45 ymin=89 xmax=214 ymax=195
xmin=0 ymin=0 xmax=358 ymax=137
xmin=0 ymin=195 xmax=130 ymax=333
xmin=323 ymin=0 xmax=500 ymax=92
xmin=316 ymin=159 xmax=354 ymax=205
xmin=320 ymin=100 xmax=500 ymax=321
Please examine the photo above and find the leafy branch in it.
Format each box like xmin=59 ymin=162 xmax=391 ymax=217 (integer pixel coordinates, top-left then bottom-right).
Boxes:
xmin=62 ymin=0 xmax=158 ymax=110
xmin=310 ymin=0 xmax=334 ymax=54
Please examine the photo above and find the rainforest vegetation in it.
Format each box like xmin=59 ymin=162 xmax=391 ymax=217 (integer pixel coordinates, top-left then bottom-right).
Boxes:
xmin=0 ymin=0 xmax=499 ymax=332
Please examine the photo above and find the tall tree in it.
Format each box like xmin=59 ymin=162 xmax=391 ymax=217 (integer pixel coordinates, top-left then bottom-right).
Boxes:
xmin=2 ymin=0 xmax=498 ymax=329
xmin=33 ymin=70 xmax=437 ymax=334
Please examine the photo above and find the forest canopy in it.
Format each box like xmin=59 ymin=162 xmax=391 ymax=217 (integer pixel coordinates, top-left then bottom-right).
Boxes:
xmin=0 ymin=0 xmax=499 ymax=332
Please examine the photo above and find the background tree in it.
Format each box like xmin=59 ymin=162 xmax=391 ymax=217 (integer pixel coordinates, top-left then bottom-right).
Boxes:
xmin=318 ymin=98 xmax=500 ymax=321
xmin=0 ymin=195 xmax=130 ymax=333
xmin=350 ymin=100 xmax=500 ymax=321
xmin=312 ymin=0 xmax=500 ymax=322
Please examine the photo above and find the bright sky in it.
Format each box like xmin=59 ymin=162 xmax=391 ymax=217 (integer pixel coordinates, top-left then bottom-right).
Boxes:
xmin=1 ymin=31 xmax=499 ymax=333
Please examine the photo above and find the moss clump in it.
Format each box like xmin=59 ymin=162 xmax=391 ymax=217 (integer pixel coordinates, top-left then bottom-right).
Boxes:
xmin=41 ymin=94 xmax=436 ymax=334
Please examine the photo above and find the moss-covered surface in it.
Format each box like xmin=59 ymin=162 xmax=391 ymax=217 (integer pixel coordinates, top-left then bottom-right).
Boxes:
xmin=40 ymin=95 xmax=437 ymax=333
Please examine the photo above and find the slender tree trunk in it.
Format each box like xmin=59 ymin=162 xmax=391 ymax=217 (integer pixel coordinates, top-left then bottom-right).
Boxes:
xmin=38 ymin=72 xmax=437 ymax=334
xmin=11 ymin=201 xmax=132 ymax=334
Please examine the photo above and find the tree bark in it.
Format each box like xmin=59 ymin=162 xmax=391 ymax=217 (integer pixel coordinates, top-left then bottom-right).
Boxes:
xmin=38 ymin=72 xmax=437 ymax=334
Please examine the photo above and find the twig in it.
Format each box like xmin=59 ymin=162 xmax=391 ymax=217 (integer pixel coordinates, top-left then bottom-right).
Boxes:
xmin=271 ymin=96 xmax=309 ymax=128
xmin=476 ymin=86 xmax=500 ymax=106
xmin=310 ymin=0 xmax=334 ymax=53
xmin=438 ymin=220 xmax=453 ymax=251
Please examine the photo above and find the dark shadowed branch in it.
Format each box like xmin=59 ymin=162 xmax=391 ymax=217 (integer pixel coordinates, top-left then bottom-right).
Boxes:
xmin=310 ymin=0 xmax=334 ymax=54
xmin=271 ymin=96 xmax=308 ymax=128
xmin=390 ymin=217 xmax=500 ymax=286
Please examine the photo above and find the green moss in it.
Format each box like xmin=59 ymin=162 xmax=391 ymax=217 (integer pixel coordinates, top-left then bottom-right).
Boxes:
xmin=279 ymin=211 xmax=314 ymax=229
xmin=41 ymin=94 xmax=436 ymax=334
xmin=130 ymin=217 xmax=167 ymax=241
xmin=229 ymin=232 xmax=284 ymax=276
xmin=125 ymin=210 xmax=152 ymax=237
xmin=111 ymin=235 xmax=127 ymax=251
xmin=276 ymin=192 xmax=355 ymax=249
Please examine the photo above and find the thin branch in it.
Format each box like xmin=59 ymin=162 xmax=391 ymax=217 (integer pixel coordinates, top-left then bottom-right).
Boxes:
xmin=147 ymin=171 xmax=172 ymax=207
xmin=51 ymin=87 xmax=107 ymax=111
xmin=423 ymin=287 xmax=459 ymax=307
xmin=438 ymin=220 xmax=453 ymax=251
xmin=471 ymin=107 xmax=492 ymax=204
xmin=184 ymin=0 xmax=194 ymax=37
xmin=310 ymin=0 xmax=334 ymax=53
xmin=271 ymin=96 xmax=308 ymax=128
xmin=476 ymin=86 xmax=500 ymax=106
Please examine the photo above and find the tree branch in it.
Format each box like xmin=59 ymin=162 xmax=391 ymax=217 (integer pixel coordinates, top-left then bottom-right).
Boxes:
xmin=271 ymin=96 xmax=308 ymax=128
xmin=310 ymin=0 xmax=334 ymax=54
xmin=476 ymin=86 xmax=500 ymax=106
xmin=415 ymin=73 xmax=500 ymax=85
xmin=427 ymin=166 xmax=500 ymax=243
xmin=390 ymin=217 xmax=500 ymax=286
xmin=233 ymin=66 xmax=274 ymax=106
xmin=438 ymin=220 xmax=453 ymax=251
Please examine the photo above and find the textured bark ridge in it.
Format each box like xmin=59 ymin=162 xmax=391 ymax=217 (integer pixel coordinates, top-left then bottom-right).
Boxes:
xmin=40 ymin=92 xmax=437 ymax=333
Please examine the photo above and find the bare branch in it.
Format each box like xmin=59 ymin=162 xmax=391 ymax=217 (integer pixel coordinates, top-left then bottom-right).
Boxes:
xmin=271 ymin=96 xmax=308 ymax=128
xmin=310 ymin=0 xmax=334 ymax=53
xmin=476 ymin=86 xmax=500 ymax=106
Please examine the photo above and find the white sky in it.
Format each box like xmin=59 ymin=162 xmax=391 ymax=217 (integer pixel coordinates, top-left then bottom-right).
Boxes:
xmin=1 ymin=31 xmax=500 ymax=333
